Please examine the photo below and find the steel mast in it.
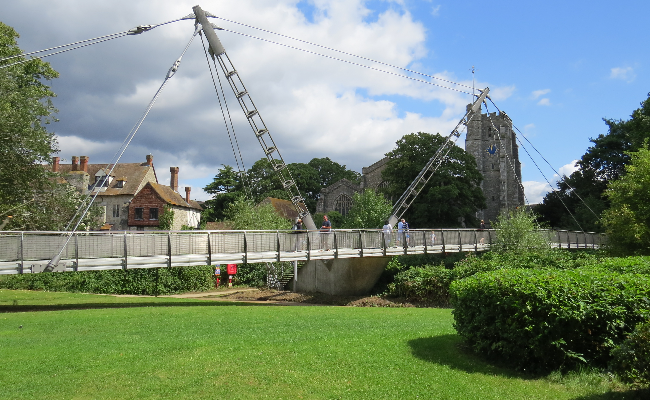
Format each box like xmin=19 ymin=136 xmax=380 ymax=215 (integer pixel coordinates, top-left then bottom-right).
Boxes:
xmin=387 ymin=88 xmax=490 ymax=227
xmin=193 ymin=5 xmax=317 ymax=231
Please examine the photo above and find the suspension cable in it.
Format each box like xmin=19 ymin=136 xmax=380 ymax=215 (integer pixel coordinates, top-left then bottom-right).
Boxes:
xmin=212 ymin=16 xmax=475 ymax=91
xmin=220 ymin=28 xmax=474 ymax=95
xmin=487 ymin=98 xmax=601 ymax=222
xmin=0 ymin=17 xmax=191 ymax=69
xmin=483 ymin=100 xmax=585 ymax=230
xmin=199 ymin=33 xmax=251 ymax=197
xmin=47 ymin=25 xmax=202 ymax=270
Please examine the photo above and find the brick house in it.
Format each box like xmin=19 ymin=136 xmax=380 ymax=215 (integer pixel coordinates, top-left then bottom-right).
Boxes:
xmin=128 ymin=168 xmax=202 ymax=231
xmin=54 ymin=154 xmax=158 ymax=230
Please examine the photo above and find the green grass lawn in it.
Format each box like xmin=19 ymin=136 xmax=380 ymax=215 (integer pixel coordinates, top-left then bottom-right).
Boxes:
xmin=0 ymin=290 xmax=642 ymax=399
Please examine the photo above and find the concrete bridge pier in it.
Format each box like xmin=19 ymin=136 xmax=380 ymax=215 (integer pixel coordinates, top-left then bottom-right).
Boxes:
xmin=288 ymin=257 xmax=391 ymax=296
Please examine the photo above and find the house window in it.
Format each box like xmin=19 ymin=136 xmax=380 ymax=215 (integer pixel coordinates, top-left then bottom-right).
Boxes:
xmin=149 ymin=208 xmax=159 ymax=220
xmin=116 ymin=179 xmax=125 ymax=188
xmin=134 ymin=207 xmax=144 ymax=220
xmin=112 ymin=204 xmax=120 ymax=218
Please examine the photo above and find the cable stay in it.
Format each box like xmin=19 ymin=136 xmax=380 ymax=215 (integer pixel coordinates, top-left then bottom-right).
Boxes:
xmin=219 ymin=28 xmax=473 ymax=95
xmin=45 ymin=25 xmax=203 ymax=271
xmin=199 ymin=33 xmax=251 ymax=199
xmin=193 ymin=5 xmax=317 ymax=231
xmin=0 ymin=17 xmax=191 ymax=70
xmin=210 ymin=16 xmax=475 ymax=92
xmin=486 ymin=98 xmax=601 ymax=226
xmin=387 ymin=88 xmax=490 ymax=227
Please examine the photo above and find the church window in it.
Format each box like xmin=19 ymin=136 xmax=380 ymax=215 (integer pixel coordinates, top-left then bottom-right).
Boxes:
xmin=335 ymin=194 xmax=353 ymax=216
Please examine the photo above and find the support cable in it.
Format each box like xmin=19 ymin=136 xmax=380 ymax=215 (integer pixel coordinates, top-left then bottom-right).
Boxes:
xmin=199 ymin=32 xmax=249 ymax=196
xmin=0 ymin=17 xmax=190 ymax=69
xmin=211 ymin=16 xmax=475 ymax=91
xmin=220 ymin=28 xmax=473 ymax=95
xmin=46 ymin=25 xmax=202 ymax=270
xmin=487 ymin=98 xmax=601 ymax=222
xmin=484 ymin=99 xmax=585 ymax=231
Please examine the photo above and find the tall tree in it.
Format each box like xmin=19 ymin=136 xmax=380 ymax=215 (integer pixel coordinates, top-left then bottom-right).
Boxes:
xmin=341 ymin=189 xmax=392 ymax=229
xmin=381 ymin=132 xmax=486 ymax=228
xmin=602 ymin=146 xmax=650 ymax=255
xmin=535 ymin=93 xmax=650 ymax=231
xmin=0 ymin=23 xmax=100 ymax=231
xmin=308 ymin=157 xmax=360 ymax=188
xmin=0 ymin=22 xmax=59 ymax=209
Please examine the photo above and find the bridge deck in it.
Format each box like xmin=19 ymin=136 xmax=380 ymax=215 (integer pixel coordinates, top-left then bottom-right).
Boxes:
xmin=0 ymin=229 xmax=604 ymax=274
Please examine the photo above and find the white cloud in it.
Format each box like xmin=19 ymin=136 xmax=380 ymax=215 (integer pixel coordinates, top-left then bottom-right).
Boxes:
xmin=537 ymin=98 xmax=551 ymax=106
xmin=556 ymin=160 xmax=579 ymax=179
xmin=431 ymin=5 xmax=441 ymax=16
xmin=531 ymin=89 xmax=550 ymax=99
xmin=523 ymin=181 xmax=551 ymax=204
xmin=610 ymin=66 xmax=636 ymax=82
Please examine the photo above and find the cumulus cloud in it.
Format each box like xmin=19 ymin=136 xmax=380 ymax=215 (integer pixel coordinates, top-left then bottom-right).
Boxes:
xmin=610 ymin=66 xmax=636 ymax=82
xmin=556 ymin=160 xmax=579 ymax=179
xmin=523 ymin=181 xmax=552 ymax=204
xmin=4 ymin=0 xmax=518 ymax=201
xmin=537 ymin=98 xmax=551 ymax=106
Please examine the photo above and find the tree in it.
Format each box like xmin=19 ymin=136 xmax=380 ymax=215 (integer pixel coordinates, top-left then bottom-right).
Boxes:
xmin=602 ymin=146 xmax=650 ymax=255
xmin=0 ymin=22 xmax=59 ymax=210
xmin=308 ymin=157 xmax=360 ymax=187
xmin=158 ymin=205 xmax=175 ymax=230
xmin=536 ymin=93 xmax=650 ymax=231
xmin=492 ymin=208 xmax=551 ymax=255
xmin=223 ymin=196 xmax=291 ymax=230
xmin=0 ymin=23 xmax=101 ymax=231
xmin=341 ymin=189 xmax=392 ymax=229
xmin=202 ymin=157 xmax=361 ymax=222
xmin=381 ymin=132 xmax=486 ymax=228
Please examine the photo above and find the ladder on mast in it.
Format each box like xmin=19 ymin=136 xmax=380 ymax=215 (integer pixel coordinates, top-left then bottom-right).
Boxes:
xmin=193 ymin=5 xmax=317 ymax=231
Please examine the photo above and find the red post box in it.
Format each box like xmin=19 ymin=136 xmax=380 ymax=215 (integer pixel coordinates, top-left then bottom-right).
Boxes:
xmin=226 ymin=264 xmax=237 ymax=275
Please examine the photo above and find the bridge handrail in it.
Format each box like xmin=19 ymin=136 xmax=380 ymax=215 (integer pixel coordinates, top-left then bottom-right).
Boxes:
xmin=0 ymin=229 xmax=605 ymax=275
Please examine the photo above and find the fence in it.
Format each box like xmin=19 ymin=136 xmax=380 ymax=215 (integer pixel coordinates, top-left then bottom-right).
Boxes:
xmin=0 ymin=229 xmax=605 ymax=275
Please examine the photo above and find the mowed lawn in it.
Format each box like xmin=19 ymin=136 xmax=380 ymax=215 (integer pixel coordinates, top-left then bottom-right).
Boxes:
xmin=0 ymin=290 xmax=631 ymax=399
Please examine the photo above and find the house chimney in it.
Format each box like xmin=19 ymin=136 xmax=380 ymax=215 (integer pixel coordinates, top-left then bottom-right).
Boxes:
xmin=170 ymin=167 xmax=179 ymax=192
xmin=52 ymin=157 xmax=60 ymax=172
xmin=185 ymin=187 xmax=191 ymax=203
xmin=71 ymin=156 xmax=79 ymax=171
xmin=80 ymin=156 xmax=89 ymax=173
xmin=146 ymin=154 xmax=153 ymax=166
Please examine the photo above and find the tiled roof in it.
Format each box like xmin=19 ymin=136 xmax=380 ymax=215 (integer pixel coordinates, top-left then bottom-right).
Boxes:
xmin=58 ymin=162 xmax=155 ymax=196
xmin=148 ymin=182 xmax=202 ymax=210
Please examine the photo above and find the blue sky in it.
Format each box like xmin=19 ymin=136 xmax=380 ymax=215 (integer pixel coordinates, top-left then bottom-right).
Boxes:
xmin=3 ymin=1 xmax=649 ymax=203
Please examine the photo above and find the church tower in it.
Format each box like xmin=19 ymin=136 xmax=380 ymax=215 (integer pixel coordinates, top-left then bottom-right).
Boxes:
xmin=465 ymin=105 xmax=524 ymax=225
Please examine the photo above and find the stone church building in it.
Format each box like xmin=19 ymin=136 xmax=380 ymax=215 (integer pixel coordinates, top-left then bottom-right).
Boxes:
xmin=316 ymin=105 xmax=524 ymax=226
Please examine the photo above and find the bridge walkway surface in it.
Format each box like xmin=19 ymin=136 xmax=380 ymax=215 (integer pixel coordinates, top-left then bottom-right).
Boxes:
xmin=0 ymin=229 xmax=604 ymax=275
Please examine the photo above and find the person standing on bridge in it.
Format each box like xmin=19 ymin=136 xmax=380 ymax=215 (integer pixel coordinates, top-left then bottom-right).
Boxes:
xmin=382 ymin=221 xmax=392 ymax=247
xmin=320 ymin=215 xmax=331 ymax=250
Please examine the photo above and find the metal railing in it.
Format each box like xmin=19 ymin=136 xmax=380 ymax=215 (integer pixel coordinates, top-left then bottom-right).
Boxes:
xmin=0 ymin=229 xmax=605 ymax=275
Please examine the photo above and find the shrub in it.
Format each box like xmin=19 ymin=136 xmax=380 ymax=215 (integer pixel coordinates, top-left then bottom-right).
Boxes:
xmin=0 ymin=266 xmax=215 ymax=295
xmin=610 ymin=320 xmax=650 ymax=385
xmin=450 ymin=268 xmax=650 ymax=372
xmin=387 ymin=264 xmax=453 ymax=306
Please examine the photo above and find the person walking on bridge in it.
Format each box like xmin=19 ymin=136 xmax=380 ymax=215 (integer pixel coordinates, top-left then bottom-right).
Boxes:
xmin=320 ymin=215 xmax=331 ymax=250
xmin=382 ymin=220 xmax=393 ymax=247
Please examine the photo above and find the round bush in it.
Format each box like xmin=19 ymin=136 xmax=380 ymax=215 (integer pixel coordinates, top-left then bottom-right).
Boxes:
xmin=450 ymin=268 xmax=650 ymax=372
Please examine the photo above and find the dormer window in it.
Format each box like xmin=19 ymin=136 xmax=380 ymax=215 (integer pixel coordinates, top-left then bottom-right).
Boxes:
xmin=116 ymin=179 xmax=126 ymax=188
xmin=94 ymin=169 xmax=112 ymax=187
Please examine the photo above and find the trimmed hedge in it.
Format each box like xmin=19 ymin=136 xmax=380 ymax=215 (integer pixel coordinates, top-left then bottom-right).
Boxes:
xmin=610 ymin=320 xmax=650 ymax=385
xmin=0 ymin=266 xmax=215 ymax=296
xmin=387 ymin=265 xmax=453 ymax=305
xmin=450 ymin=268 xmax=650 ymax=372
